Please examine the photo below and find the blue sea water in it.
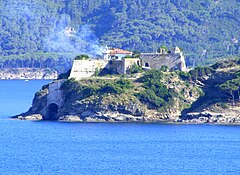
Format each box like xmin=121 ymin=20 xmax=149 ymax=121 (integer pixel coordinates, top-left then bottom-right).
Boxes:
xmin=0 ymin=80 xmax=240 ymax=175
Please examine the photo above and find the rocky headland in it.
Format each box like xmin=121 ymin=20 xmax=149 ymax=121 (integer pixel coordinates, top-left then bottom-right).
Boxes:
xmin=12 ymin=70 xmax=201 ymax=122
xmin=12 ymin=57 xmax=240 ymax=124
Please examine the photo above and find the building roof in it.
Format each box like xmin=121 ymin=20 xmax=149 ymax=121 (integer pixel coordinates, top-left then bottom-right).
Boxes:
xmin=109 ymin=48 xmax=132 ymax=55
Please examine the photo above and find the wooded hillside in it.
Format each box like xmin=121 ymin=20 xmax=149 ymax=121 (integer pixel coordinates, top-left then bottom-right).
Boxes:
xmin=0 ymin=0 xmax=239 ymax=71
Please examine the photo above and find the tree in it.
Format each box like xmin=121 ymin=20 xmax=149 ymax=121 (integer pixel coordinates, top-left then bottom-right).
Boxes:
xmin=230 ymin=77 xmax=240 ymax=101
xmin=157 ymin=45 xmax=168 ymax=54
xmin=127 ymin=64 xmax=142 ymax=74
xmin=160 ymin=65 xmax=169 ymax=72
xmin=1 ymin=0 xmax=240 ymax=71
xmin=136 ymin=69 xmax=170 ymax=109
xmin=219 ymin=81 xmax=239 ymax=106
xmin=74 ymin=54 xmax=90 ymax=60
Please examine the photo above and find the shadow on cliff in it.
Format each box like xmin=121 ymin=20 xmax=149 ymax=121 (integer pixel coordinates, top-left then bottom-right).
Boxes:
xmin=45 ymin=103 xmax=59 ymax=120
xmin=181 ymin=82 xmax=228 ymax=115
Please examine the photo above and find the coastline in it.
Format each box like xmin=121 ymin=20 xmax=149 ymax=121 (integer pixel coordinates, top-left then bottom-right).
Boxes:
xmin=0 ymin=68 xmax=58 ymax=80
xmin=11 ymin=118 xmax=240 ymax=126
xmin=12 ymin=113 xmax=240 ymax=125
xmin=11 ymin=57 xmax=240 ymax=125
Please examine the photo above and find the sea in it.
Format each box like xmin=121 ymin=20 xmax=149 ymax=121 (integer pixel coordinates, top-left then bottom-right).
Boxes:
xmin=0 ymin=80 xmax=240 ymax=175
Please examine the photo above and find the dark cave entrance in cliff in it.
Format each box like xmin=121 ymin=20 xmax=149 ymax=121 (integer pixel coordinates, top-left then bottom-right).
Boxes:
xmin=46 ymin=103 xmax=59 ymax=120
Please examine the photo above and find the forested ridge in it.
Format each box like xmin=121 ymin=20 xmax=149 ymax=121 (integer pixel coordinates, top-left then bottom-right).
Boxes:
xmin=0 ymin=0 xmax=240 ymax=72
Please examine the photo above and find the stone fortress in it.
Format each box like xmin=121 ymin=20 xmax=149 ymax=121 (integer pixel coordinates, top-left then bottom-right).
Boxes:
xmin=140 ymin=47 xmax=187 ymax=72
xmin=69 ymin=46 xmax=187 ymax=80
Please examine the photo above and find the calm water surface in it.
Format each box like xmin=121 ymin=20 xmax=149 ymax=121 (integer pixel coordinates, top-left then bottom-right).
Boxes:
xmin=0 ymin=80 xmax=240 ymax=175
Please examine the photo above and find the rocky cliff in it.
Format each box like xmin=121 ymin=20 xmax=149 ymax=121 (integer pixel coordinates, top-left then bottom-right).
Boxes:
xmin=12 ymin=70 xmax=202 ymax=122
xmin=13 ymin=58 xmax=240 ymax=124
xmin=178 ymin=58 xmax=240 ymax=124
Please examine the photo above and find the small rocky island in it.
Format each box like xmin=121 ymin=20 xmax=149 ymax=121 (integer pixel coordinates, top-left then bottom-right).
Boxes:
xmin=12 ymin=50 xmax=240 ymax=124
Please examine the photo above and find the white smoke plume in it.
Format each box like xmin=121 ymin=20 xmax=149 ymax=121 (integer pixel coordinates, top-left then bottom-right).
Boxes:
xmin=3 ymin=2 xmax=104 ymax=58
xmin=44 ymin=15 xmax=104 ymax=58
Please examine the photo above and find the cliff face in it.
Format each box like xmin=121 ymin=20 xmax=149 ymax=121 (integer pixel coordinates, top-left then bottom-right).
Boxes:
xmin=13 ymin=71 xmax=202 ymax=122
xmin=14 ymin=80 xmax=148 ymax=122
xmin=12 ymin=58 xmax=240 ymax=124
xmin=178 ymin=58 xmax=240 ymax=124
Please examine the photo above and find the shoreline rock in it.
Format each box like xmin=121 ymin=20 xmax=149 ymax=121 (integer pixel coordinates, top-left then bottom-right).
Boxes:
xmin=178 ymin=110 xmax=240 ymax=124
xmin=12 ymin=114 xmax=43 ymax=121
xmin=11 ymin=71 xmax=240 ymax=125
xmin=11 ymin=111 xmax=240 ymax=125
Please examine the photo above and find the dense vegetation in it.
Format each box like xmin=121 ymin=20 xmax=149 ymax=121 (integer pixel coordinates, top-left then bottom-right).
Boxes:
xmin=180 ymin=56 xmax=240 ymax=114
xmin=127 ymin=64 xmax=143 ymax=74
xmin=0 ymin=0 xmax=240 ymax=71
xmin=61 ymin=77 xmax=134 ymax=101
xmin=60 ymin=66 xmax=203 ymax=115
xmin=216 ymin=59 xmax=240 ymax=105
xmin=74 ymin=54 xmax=90 ymax=60
xmin=136 ymin=69 xmax=172 ymax=110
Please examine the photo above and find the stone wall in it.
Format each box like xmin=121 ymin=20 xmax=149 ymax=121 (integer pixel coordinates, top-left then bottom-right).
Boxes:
xmin=69 ymin=58 xmax=141 ymax=79
xmin=47 ymin=81 xmax=63 ymax=107
xmin=140 ymin=48 xmax=187 ymax=72
xmin=124 ymin=58 xmax=141 ymax=74
xmin=108 ymin=60 xmax=125 ymax=74
xmin=69 ymin=60 xmax=108 ymax=80
xmin=44 ymin=81 xmax=64 ymax=120
xmin=106 ymin=58 xmax=141 ymax=74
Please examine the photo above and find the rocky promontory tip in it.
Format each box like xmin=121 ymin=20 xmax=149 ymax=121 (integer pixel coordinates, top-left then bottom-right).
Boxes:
xmin=12 ymin=114 xmax=43 ymax=121
xmin=12 ymin=57 xmax=240 ymax=124
xmin=12 ymin=68 xmax=201 ymax=123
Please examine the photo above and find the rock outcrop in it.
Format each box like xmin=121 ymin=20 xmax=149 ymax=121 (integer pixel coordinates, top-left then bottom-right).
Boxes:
xmin=12 ymin=71 xmax=202 ymax=123
xmin=12 ymin=58 xmax=240 ymax=124
xmin=13 ymin=76 xmax=240 ymax=124
xmin=178 ymin=103 xmax=240 ymax=124
xmin=14 ymin=114 xmax=43 ymax=121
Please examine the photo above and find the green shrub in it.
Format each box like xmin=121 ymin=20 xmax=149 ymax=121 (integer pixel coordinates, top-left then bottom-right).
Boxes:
xmin=98 ymin=78 xmax=133 ymax=94
xmin=116 ymin=78 xmax=133 ymax=90
xmin=136 ymin=69 xmax=171 ymax=109
xmin=189 ymin=66 xmax=215 ymax=81
xmin=82 ymin=85 xmax=99 ymax=98
xmin=138 ymin=69 xmax=163 ymax=83
xmin=58 ymin=69 xmax=71 ymax=80
xmin=160 ymin=65 xmax=169 ymax=72
xmin=136 ymin=90 xmax=166 ymax=109
xmin=99 ymin=83 xmax=124 ymax=94
xmin=127 ymin=64 xmax=142 ymax=74
xmin=178 ymin=71 xmax=191 ymax=80
xmin=123 ymin=55 xmax=133 ymax=58
xmin=157 ymin=45 xmax=168 ymax=53
xmin=74 ymin=54 xmax=90 ymax=60
xmin=94 ymin=68 xmax=100 ymax=76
